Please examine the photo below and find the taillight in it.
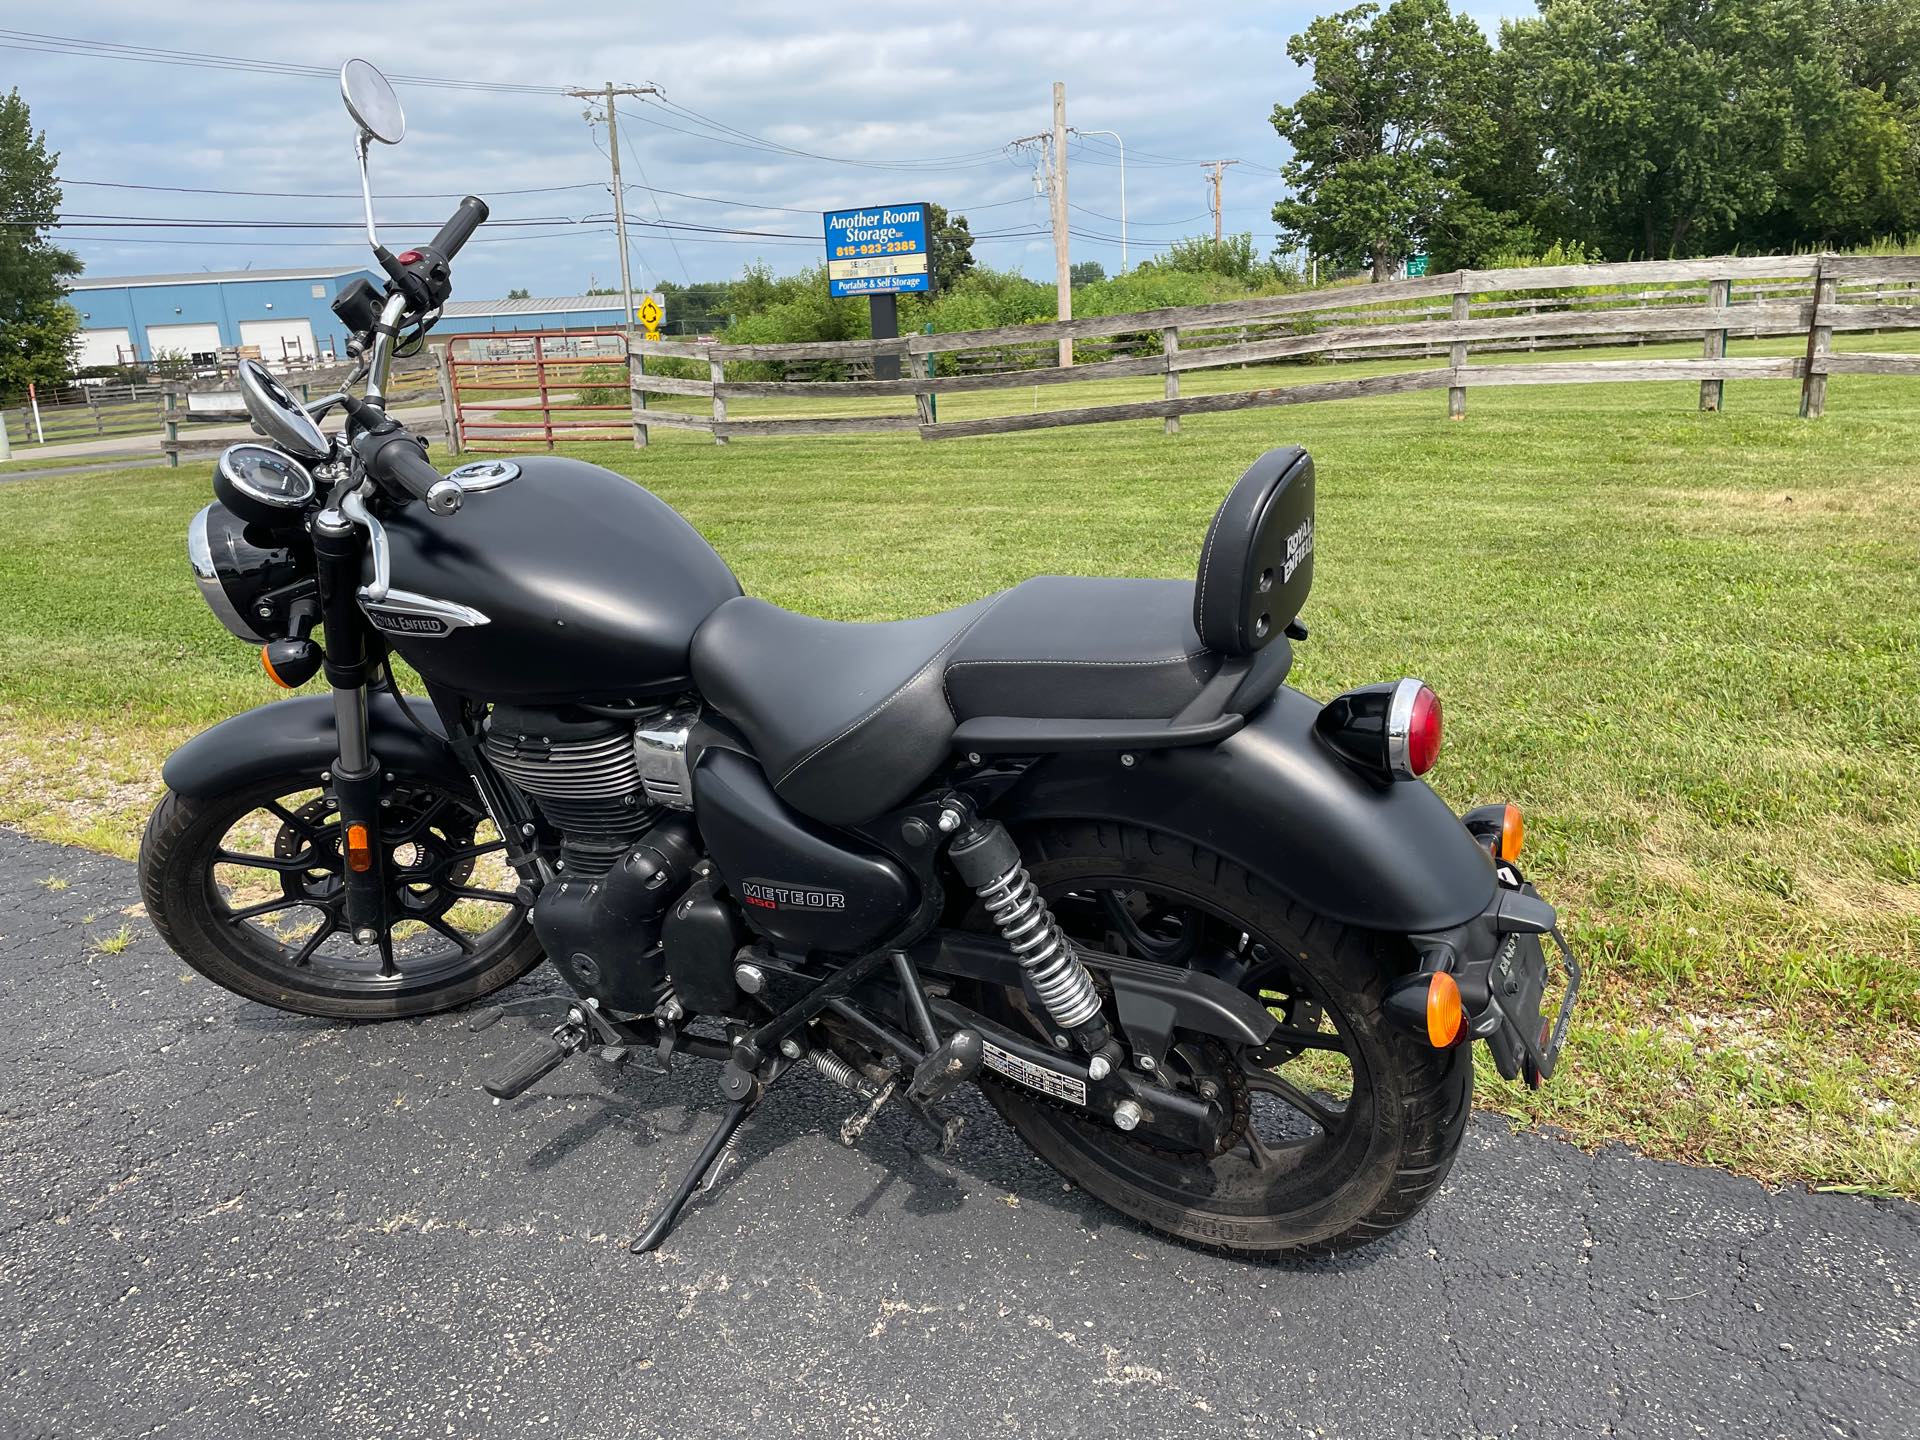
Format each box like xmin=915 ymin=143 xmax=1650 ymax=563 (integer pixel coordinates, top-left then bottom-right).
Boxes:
xmin=1313 ymin=677 xmax=1443 ymax=782
xmin=1397 ymin=681 xmax=1442 ymax=778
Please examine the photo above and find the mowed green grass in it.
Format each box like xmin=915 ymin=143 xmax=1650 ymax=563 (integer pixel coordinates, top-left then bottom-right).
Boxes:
xmin=2 ymin=342 xmax=1917 ymax=1195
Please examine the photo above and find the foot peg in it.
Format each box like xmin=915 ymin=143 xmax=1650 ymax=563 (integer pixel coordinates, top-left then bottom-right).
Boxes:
xmin=907 ymin=1028 xmax=983 ymax=1108
xmin=483 ymin=1022 xmax=586 ymax=1099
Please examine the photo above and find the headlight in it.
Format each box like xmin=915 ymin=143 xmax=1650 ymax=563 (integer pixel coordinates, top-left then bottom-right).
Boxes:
xmin=188 ymin=503 xmax=309 ymax=643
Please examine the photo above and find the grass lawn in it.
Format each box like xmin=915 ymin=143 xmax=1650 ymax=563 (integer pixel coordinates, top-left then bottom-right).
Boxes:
xmin=2 ymin=340 xmax=1916 ymax=1197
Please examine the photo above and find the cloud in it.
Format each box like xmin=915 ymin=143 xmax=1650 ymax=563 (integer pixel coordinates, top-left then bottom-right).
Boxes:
xmin=15 ymin=1 xmax=1357 ymax=297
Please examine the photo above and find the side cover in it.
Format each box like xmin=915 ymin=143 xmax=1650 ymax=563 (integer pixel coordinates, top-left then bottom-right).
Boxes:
xmin=999 ymin=685 xmax=1497 ymax=933
xmin=160 ymin=692 xmax=471 ymax=798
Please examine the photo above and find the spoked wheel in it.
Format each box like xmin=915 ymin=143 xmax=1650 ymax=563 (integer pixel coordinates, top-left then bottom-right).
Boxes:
xmin=971 ymin=822 xmax=1472 ymax=1258
xmin=140 ymin=769 xmax=545 ymax=1019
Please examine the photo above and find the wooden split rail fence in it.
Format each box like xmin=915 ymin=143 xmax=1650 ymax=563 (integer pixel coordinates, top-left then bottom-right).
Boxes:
xmin=621 ymin=253 xmax=1920 ymax=445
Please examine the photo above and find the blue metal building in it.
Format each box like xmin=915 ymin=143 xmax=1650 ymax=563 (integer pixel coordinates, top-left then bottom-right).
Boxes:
xmin=435 ymin=295 xmax=640 ymax=335
xmin=62 ymin=267 xmax=382 ymax=369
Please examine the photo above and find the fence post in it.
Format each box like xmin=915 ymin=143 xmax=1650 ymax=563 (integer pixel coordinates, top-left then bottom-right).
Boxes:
xmin=434 ymin=344 xmax=461 ymax=455
xmin=163 ymin=385 xmax=179 ymax=468
xmin=630 ymin=342 xmax=649 ymax=449
xmin=1448 ymin=289 xmax=1469 ymax=420
xmin=710 ymin=356 xmax=727 ymax=445
xmin=1700 ymin=277 xmax=1730 ymax=411
xmin=1799 ymin=261 xmax=1835 ymax=419
xmin=0 ymin=408 xmax=10 ymax=462
xmin=1162 ymin=327 xmax=1180 ymax=436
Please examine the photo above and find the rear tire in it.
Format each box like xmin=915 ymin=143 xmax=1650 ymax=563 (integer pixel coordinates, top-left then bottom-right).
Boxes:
xmin=139 ymin=770 xmax=545 ymax=1021
xmin=975 ymin=821 xmax=1472 ymax=1258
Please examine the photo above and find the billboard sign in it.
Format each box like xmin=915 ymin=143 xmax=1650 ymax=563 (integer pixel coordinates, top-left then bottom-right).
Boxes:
xmin=823 ymin=203 xmax=932 ymax=297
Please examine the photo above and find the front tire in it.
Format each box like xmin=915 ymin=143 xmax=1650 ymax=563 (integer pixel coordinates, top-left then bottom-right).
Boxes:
xmin=139 ymin=768 xmax=545 ymax=1020
xmin=974 ymin=822 xmax=1472 ymax=1258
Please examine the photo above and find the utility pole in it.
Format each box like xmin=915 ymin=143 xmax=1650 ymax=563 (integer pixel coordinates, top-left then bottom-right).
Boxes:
xmin=567 ymin=83 xmax=661 ymax=336
xmin=1011 ymin=81 xmax=1074 ymax=365
xmin=1203 ymin=159 xmax=1240 ymax=244
xmin=1050 ymin=83 xmax=1072 ymax=367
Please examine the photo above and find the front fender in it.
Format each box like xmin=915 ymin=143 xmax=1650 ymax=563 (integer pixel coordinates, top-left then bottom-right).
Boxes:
xmin=997 ymin=685 xmax=1496 ymax=933
xmin=160 ymin=691 xmax=472 ymax=799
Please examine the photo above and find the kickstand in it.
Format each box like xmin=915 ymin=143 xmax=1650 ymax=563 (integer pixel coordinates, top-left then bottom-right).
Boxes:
xmin=630 ymin=1096 xmax=754 ymax=1254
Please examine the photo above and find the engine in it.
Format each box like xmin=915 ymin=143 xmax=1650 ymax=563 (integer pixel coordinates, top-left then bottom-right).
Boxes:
xmin=483 ymin=701 xmax=697 ymax=876
xmin=483 ymin=701 xmax=740 ymax=1016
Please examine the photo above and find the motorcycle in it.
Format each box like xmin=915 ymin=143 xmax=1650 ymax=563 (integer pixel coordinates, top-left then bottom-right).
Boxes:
xmin=139 ymin=59 xmax=1578 ymax=1257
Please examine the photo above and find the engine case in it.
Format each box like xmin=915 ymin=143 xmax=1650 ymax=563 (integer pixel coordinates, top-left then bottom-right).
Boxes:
xmin=529 ymin=815 xmax=700 ymax=1012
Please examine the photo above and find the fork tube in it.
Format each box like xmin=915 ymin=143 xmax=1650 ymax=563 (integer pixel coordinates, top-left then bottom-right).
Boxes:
xmin=312 ymin=504 xmax=387 ymax=940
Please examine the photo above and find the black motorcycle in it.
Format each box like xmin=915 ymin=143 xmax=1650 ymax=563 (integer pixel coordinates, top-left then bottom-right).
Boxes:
xmin=140 ymin=60 xmax=1577 ymax=1257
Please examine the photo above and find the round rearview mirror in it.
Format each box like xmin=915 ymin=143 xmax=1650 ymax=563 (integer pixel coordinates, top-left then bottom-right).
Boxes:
xmin=236 ymin=359 xmax=330 ymax=462
xmin=340 ymin=58 xmax=406 ymax=144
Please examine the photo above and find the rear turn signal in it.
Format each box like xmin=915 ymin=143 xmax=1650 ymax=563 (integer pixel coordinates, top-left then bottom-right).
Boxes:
xmin=1426 ymin=971 xmax=1464 ymax=1048
xmin=1498 ymin=803 xmax=1525 ymax=862
xmin=1385 ymin=969 xmax=1467 ymax=1049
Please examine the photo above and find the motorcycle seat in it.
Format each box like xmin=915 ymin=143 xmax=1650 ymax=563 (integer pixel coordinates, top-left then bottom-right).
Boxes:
xmin=690 ymin=446 xmax=1315 ymax=828
xmin=690 ymin=576 xmax=1224 ymax=826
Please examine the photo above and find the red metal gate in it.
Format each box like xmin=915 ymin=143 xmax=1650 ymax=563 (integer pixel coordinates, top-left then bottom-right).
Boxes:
xmin=444 ymin=330 xmax=630 ymax=451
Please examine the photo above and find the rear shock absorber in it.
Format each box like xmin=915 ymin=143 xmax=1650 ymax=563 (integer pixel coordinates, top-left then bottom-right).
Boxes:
xmin=946 ymin=816 xmax=1121 ymax=1078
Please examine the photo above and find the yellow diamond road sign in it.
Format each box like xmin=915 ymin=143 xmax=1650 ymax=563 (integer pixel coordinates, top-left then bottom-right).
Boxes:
xmin=637 ymin=295 xmax=663 ymax=337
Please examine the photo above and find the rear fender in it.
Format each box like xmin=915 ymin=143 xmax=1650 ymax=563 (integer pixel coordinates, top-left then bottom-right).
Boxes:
xmin=996 ymin=685 xmax=1496 ymax=934
xmin=160 ymin=692 xmax=471 ymax=799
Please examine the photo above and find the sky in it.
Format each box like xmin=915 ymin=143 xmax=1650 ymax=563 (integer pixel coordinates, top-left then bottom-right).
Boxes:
xmin=7 ymin=2 xmax=1523 ymax=303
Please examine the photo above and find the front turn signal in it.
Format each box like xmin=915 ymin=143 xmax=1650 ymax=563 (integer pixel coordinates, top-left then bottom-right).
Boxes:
xmin=261 ymin=637 xmax=323 ymax=689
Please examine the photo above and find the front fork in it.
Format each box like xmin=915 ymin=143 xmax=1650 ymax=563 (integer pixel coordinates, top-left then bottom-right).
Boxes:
xmin=312 ymin=503 xmax=388 ymax=941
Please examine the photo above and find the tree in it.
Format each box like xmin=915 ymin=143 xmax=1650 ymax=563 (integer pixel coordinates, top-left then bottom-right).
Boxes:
xmin=1 ymin=89 xmax=81 ymax=395
xmin=1069 ymin=260 xmax=1106 ymax=287
xmin=1271 ymin=0 xmax=1503 ymax=281
xmin=1500 ymin=0 xmax=1902 ymax=259
xmin=925 ymin=201 xmax=974 ymax=290
xmin=506 ymin=286 xmax=530 ymax=299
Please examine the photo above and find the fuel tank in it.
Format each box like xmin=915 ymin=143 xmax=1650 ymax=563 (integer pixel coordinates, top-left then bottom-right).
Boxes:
xmin=373 ymin=456 xmax=741 ymax=703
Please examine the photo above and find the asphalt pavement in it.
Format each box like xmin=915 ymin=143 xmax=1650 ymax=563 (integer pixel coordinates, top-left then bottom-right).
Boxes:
xmin=1 ymin=825 xmax=1913 ymax=1439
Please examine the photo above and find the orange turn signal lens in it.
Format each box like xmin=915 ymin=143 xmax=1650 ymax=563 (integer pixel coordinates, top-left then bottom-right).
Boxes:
xmin=1497 ymin=803 xmax=1525 ymax=862
xmin=345 ymin=823 xmax=374 ymax=874
xmin=261 ymin=645 xmax=293 ymax=689
xmin=1426 ymin=971 xmax=1465 ymax=1049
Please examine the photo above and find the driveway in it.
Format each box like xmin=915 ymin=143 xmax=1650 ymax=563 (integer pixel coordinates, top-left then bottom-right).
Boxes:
xmin=0 ymin=825 xmax=1913 ymax=1438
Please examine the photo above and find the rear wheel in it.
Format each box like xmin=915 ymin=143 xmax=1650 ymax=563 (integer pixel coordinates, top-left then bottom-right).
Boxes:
xmin=972 ymin=821 xmax=1471 ymax=1257
xmin=139 ymin=768 xmax=544 ymax=1020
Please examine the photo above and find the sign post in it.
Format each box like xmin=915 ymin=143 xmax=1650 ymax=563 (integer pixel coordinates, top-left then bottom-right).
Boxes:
xmin=823 ymin=202 xmax=932 ymax=381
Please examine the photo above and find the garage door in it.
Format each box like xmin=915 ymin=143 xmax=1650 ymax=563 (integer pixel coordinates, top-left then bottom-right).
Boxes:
xmin=239 ymin=318 xmax=318 ymax=366
xmin=75 ymin=329 xmax=134 ymax=369
xmin=145 ymin=323 xmax=223 ymax=363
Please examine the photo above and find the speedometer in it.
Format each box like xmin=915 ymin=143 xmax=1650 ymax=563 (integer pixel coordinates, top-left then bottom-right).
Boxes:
xmin=214 ymin=443 xmax=317 ymax=524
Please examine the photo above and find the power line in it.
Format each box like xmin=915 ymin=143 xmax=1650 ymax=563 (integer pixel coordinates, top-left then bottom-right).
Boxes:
xmin=0 ymin=30 xmax=567 ymax=93
xmin=57 ymin=177 xmax=610 ymax=200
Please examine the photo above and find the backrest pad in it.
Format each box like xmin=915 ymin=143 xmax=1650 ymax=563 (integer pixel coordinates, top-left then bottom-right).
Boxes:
xmin=1192 ymin=447 xmax=1316 ymax=655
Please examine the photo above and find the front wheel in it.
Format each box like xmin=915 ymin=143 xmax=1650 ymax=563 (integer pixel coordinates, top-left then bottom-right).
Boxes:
xmin=972 ymin=822 xmax=1472 ymax=1258
xmin=139 ymin=767 xmax=544 ymax=1020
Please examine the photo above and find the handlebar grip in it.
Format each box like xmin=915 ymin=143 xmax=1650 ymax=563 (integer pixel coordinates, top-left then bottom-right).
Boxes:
xmin=352 ymin=425 xmax=463 ymax=514
xmin=428 ymin=195 xmax=489 ymax=263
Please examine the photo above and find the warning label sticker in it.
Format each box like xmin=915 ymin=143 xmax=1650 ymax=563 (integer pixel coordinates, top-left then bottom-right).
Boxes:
xmin=981 ymin=1041 xmax=1088 ymax=1107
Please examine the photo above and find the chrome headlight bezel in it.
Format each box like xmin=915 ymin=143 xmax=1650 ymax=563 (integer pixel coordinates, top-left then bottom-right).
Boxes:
xmin=188 ymin=503 xmax=306 ymax=643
